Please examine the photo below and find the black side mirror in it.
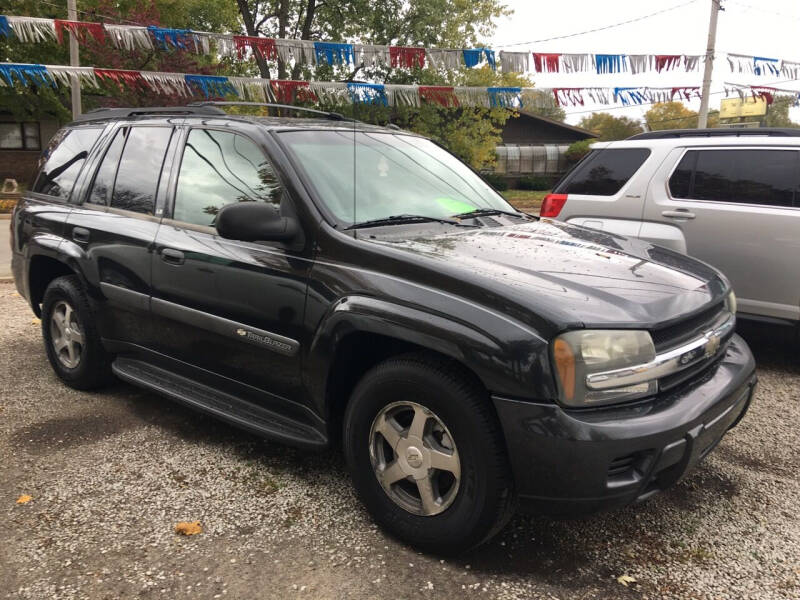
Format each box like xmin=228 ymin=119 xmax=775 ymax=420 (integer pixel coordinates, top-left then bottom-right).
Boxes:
xmin=216 ymin=202 xmax=299 ymax=243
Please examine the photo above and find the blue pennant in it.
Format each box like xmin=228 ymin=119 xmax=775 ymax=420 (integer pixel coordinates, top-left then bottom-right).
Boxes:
xmin=0 ymin=63 xmax=54 ymax=87
xmin=614 ymin=87 xmax=646 ymax=106
xmin=753 ymin=56 xmax=779 ymax=76
xmin=347 ymin=83 xmax=387 ymax=106
xmin=185 ymin=75 xmax=238 ymax=98
xmin=463 ymin=48 xmax=497 ymax=70
xmin=596 ymin=54 xmax=627 ymax=74
xmin=0 ymin=16 xmax=12 ymax=38
xmin=488 ymin=87 xmax=521 ymax=108
xmin=314 ymin=42 xmax=354 ymax=65
xmin=148 ymin=25 xmax=194 ymax=49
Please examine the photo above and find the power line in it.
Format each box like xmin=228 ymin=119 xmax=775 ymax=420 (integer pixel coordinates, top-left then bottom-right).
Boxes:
xmin=724 ymin=0 xmax=800 ymax=22
xmin=494 ymin=0 xmax=701 ymax=48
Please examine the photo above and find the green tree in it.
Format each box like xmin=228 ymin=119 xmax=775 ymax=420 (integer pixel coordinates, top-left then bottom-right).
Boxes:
xmin=644 ymin=101 xmax=719 ymax=130
xmin=578 ymin=112 xmax=643 ymax=140
xmin=763 ymin=95 xmax=800 ymax=128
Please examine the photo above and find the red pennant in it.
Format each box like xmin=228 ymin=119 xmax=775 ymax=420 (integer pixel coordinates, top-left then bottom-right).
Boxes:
xmin=233 ymin=36 xmax=278 ymax=61
xmin=670 ymin=87 xmax=700 ymax=101
xmin=533 ymin=53 xmax=560 ymax=73
xmin=654 ymin=55 xmax=681 ymax=73
xmin=54 ymin=20 xmax=105 ymax=45
xmin=270 ymin=80 xmax=317 ymax=104
xmin=419 ymin=86 xmax=458 ymax=107
xmin=94 ymin=69 xmax=145 ymax=90
xmin=389 ymin=47 xmax=426 ymax=69
xmin=750 ymin=86 xmax=776 ymax=105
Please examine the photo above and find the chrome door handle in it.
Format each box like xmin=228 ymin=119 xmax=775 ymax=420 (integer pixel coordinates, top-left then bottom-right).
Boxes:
xmin=161 ymin=248 xmax=185 ymax=265
xmin=72 ymin=227 xmax=90 ymax=243
xmin=662 ymin=210 xmax=696 ymax=220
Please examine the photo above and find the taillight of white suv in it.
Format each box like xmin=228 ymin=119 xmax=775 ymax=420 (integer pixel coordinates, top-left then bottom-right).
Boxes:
xmin=540 ymin=193 xmax=568 ymax=218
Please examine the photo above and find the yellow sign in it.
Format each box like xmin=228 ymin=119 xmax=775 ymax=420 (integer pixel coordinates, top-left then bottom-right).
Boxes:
xmin=720 ymin=97 xmax=768 ymax=118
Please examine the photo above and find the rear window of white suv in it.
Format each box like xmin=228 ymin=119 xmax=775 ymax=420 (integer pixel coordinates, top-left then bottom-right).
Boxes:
xmin=554 ymin=148 xmax=651 ymax=196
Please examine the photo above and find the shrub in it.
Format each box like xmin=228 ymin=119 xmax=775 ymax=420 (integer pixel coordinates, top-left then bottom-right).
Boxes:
xmin=565 ymin=139 xmax=595 ymax=165
xmin=482 ymin=172 xmax=509 ymax=191
xmin=516 ymin=176 xmax=551 ymax=191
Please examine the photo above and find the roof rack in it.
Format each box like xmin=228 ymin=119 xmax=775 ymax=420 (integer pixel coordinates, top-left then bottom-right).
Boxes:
xmin=73 ymin=105 xmax=227 ymax=122
xmin=188 ymin=101 xmax=351 ymax=121
xmin=629 ymin=128 xmax=800 ymax=140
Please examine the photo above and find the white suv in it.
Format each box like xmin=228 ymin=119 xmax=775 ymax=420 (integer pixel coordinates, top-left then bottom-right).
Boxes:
xmin=545 ymin=129 xmax=800 ymax=326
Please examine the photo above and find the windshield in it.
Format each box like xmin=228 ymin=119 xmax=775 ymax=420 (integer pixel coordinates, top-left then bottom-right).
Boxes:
xmin=279 ymin=130 xmax=515 ymax=226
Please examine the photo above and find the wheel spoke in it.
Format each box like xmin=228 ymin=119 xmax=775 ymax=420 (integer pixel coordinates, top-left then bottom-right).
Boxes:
xmin=408 ymin=404 xmax=428 ymax=440
xmin=429 ymin=448 xmax=460 ymax=477
xmin=70 ymin=329 xmax=84 ymax=346
xmin=66 ymin=341 xmax=78 ymax=365
xmin=374 ymin=414 xmax=402 ymax=448
xmin=63 ymin=305 xmax=73 ymax=326
xmin=380 ymin=460 xmax=407 ymax=485
xmin=416 ymin=475 xmax=439 ymax=515
xmin=53 ymin=336 xmax=68 ymax=352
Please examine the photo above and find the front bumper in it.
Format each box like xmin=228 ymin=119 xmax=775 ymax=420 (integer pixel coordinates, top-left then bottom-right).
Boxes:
xmin=493 ymin=333 xmax=757 ymax=515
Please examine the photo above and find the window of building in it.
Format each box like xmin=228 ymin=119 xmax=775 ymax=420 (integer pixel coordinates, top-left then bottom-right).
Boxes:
xmin=173 ymin=129 xmax=282 ymax=227
xmin=0 ymin=122 xmax=40 ymax=150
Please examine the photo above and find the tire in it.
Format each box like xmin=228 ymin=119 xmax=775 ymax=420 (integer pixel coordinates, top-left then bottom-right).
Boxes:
xmin=41 ymin=275 xmax=113 ymax=390
xmin=343 ymin=353 xmax=515 ymax=554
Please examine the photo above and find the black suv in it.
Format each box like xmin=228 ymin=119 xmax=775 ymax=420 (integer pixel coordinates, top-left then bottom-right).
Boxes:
xmin=11 ymin=104 xmax=757 ymax=553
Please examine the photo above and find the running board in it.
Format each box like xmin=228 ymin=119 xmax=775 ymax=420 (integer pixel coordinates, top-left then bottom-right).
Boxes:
xmin=112 ymin=357 xmax=327 ymax=450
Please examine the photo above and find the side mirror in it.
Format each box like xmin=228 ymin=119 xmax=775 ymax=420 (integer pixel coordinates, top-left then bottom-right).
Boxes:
xmin=216 ymin=202 xmax=299 ymax=243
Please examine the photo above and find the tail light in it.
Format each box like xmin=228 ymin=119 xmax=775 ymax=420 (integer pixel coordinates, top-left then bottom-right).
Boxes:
xmin=540 ymin=193 xmax=568 ymax=218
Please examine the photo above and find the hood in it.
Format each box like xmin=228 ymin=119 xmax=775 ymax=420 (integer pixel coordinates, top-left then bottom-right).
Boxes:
xmin=365 ymin=220 xmax=728 ymax=330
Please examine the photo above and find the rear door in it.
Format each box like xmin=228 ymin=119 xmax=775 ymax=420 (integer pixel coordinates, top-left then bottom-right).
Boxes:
xmin=644 ymin=146 xmax=800 ymax=322
xmin=66 ymin=123 xmax=178 ymax=346
xmin=555 ymin=146 xmax=653 ymax=237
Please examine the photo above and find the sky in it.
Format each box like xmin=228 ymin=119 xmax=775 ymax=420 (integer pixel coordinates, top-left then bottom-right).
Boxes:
xmin=488 ymin=0 xmax=800 ymax=125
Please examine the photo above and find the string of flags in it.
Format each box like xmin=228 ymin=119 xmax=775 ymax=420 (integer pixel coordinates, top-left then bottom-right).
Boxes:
xmin=5 ymin=62 xmax=784 ymax=109
xmin=724 ymin=81 xmax=800 ymax=106
xmin=0 ymin=14 xmax=718 ymax=76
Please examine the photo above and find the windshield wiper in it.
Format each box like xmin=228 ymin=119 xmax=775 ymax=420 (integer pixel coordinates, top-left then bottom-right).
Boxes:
xmin=345 ymin=214 xmax=470 ymax=230
xmin=452 ymin=208 xmax=535 ymax=220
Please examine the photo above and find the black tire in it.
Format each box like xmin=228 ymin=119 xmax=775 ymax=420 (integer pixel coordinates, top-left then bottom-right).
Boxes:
xmin=41 ymin=275 xmax=113 ymax=390
xmin=343 ymin=353 xmax=515 ymax=554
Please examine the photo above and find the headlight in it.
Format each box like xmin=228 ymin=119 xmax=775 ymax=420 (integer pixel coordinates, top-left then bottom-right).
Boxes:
xmin=724 ymin=289 xmax=737 ymax=314
xmin=552 ymin=330 xmax=657 ymax=408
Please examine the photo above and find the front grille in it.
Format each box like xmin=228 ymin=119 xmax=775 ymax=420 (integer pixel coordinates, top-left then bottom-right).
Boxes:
xmin=650 ymin=301 xmax=725 ymax=352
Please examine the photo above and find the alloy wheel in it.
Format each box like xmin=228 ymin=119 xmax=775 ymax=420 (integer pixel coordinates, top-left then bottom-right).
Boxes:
xmin=50 ymin=300 xmax=84 ymax=369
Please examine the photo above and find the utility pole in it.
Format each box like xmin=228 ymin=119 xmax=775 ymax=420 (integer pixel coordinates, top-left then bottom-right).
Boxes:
xmin=697 ymin=0 xmax=721 ymax=129
xmin=67 ymin=0 xmax=81 ymax=118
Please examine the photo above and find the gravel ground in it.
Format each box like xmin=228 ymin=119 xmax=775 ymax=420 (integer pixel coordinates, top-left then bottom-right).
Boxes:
xmin=1 ymin=280 xmax=798 ymax=600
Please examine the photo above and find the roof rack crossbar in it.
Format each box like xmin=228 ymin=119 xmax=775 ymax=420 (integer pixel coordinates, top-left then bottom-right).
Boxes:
xmin=629 ymin=128 xmax=800 ymax=140
xmin=73 ymin=105 xmax=227 ymax=122
xmin=187 ymin=101 xmax=352 ymax=122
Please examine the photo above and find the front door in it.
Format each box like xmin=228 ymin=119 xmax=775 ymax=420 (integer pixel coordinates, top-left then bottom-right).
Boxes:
xmin=149 ymin=126 xmax=313 ymax=411
xmin=645 ymin=146 xmax=800 ymax=322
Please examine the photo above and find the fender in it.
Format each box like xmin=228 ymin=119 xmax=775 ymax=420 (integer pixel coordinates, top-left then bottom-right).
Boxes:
xmin=21 ymin=234 xmax=92 ymax=315
xmin=305 ymin=295 xmax=556 ymax=418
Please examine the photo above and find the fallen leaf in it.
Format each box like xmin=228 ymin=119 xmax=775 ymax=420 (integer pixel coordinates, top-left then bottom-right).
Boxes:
xmin=617 ymin=575 xmax=637 ymax=587
xmin=175 ymin=521 xmax=202 ymax=536
xmin=31 ymin=318 xmax=40 ymax=325
xmin=16 ymin=494 xmax=33 ymax=504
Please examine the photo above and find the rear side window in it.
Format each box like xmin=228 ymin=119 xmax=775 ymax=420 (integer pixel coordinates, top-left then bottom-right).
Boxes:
xmin=33 ymin=127 xmax=102 ymax=199
xmin=87 ymin=128 xmax=126 ymax=206
xmin=554 ymin=148 xmax=651 ymax=196
xmin=669 ymin=149 xmax=799 ymax=207
xmin=110 ymin=127 xmax=173 ymax=215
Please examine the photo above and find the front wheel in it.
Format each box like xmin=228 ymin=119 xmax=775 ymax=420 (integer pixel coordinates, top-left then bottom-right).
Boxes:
xmin=343 ymin=354 xmax=515 ymax=554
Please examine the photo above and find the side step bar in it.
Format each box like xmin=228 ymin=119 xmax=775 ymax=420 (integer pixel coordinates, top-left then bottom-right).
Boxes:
xmin=112 ymin=357 xmax=327 ymax=450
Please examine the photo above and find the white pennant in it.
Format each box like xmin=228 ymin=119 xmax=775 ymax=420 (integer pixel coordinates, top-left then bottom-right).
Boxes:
xmin=646 ymin=87 xmax=673 ymax=103
xmin=140 ymin=71 xmax=191 ymax=96
xmin=727 ymin=53 xmax=755 ymax=74
xmin=354 ymin=44 xmax=389 ymax=67
xmin=520 ymin=89 xmax=557 ymax=109
xmin=684 ymin=55 xmax=702 ymax=72
xmin=227 ymin=76 xmax=272 ymax=102
xmin=781 ymin=60 xmax=800 ymax=80
xmin=426 ymin=49 xmax=462 ymax=71
xmin=105 ymin=25 xmax=154 ymax=51
xmin=208 ymin=34 xmax=237 ymax=58
xmin=386 ymin=84 xmax=421 ymax=107
xmin=561 ymin=54 xmax=592 ymax=73
xmin=454 ymin=86 xmax=490 ymax=108
xmin=47 ymin=66 xmax=98 ymax=88
xmin=308 ymin=81 xmax=348 ymax=104
xmin=628 ymin=55 xmax=651 ymax=74
xmin=6 ymin=16 xmax=56 ymax=43
xmin=585 ymin=88 xmax=610 ymax=105
xmin=275 ymin=39 xmax=316 ymax=66
xmin=499 ymin=51 xmax=529 ymax=73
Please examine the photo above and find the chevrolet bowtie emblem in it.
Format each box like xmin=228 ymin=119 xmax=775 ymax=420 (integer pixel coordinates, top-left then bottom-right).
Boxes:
xmin=704 ymin=331 xmax=721 ymax=358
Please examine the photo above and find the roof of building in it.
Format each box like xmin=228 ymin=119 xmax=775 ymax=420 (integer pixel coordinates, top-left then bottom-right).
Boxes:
xmin=512 ymin=110 xmax=598 ymax=139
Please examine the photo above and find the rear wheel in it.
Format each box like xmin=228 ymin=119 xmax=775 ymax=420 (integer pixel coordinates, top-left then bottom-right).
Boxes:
xmin=343 ymin=354 xmax=515 ymax=554
xmin=41 ymin=275 xmax=112 ymax=390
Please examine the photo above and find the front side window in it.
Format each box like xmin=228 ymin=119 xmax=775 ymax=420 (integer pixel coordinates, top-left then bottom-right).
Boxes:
xmin=33 ymin=127 xmax=102 ymax=199
xmin=110 ymin=127 xmax=173 ymax=215
xmin=279 ymin=130 xmax=513 ymax=225
xmin=172 ymin=129 xmax=282 ymax=227
xmin=669 ymin=149 xmax=798 ymax=207
xmin=554 ymin=148 xmax=651 ymax=196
